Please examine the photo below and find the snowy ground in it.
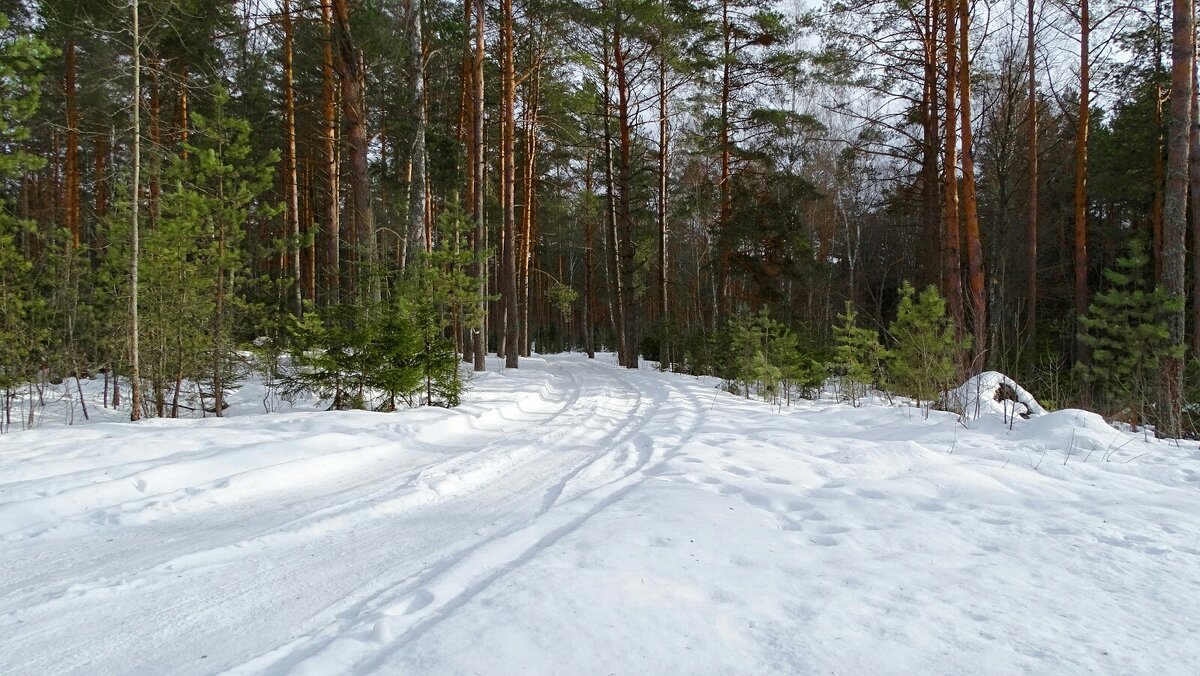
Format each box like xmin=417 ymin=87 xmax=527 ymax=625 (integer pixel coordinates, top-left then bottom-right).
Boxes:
xmin=2 ymin=354 xmax=1200 ymax=675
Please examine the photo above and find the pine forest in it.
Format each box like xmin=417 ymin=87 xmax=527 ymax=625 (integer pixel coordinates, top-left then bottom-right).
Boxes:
xmin=2 ymin=0 xmax=1200 ymax=436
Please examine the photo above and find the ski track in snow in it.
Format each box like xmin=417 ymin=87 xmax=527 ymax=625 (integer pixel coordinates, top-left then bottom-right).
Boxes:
xmin=1 ymin=354 xmax=1199 ymax=675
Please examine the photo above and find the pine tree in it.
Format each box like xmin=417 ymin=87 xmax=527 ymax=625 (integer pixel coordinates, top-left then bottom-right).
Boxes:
xmin=108 ymin=89 xmax=278 ymax=417
xmin=887 ymin=283 xmax=966 ymax=410
xmin=0 ymin=12 xmax=49 ymax=427
xmin=1080 ymin=237 xmax=1183 ymax=428
xmin=832 ymin=301 xmax=884 ymax=406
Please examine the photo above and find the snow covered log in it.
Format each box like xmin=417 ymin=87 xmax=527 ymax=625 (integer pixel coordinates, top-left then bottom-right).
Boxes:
xmin=944 ymin=371 xmax=1046 ymax=420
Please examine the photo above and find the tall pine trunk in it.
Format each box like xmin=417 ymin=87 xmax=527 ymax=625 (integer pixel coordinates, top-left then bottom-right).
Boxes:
xmin=129 ymin=0 xmax=143 ymax=422
xmin=501 ymin=0 xmax=519 ymax=368
xmin=65 ymin=39 xmax=80 ymax=249
xmin=333 ymin=0 xmax=379 ymax=306
xmin=1074 ymin=0 xmax=1090 ymax=374
xmin=1189 ymin=45 xmax=1200 ymax=356
xmin=942 ymin=0 xmax=964 ymax=339
xmin=959 ymin=0 xmax=986 ymax=372
xmin=283 ymin=0 xmax=303 ymax=315
xmin=321 ymin=0 xmax=341 ymax=307
xmin=471 ymin=0 xmax=487 ymax=370
xmin=613 ymin=28 xmax=638 ymax=369
xmin=658 ymin=49 xmax=670 ymax=370
xmin=405 ymin=0 xmax=427 ymax=270
xmin=1158 ymin=0 xmax=1194 ymax=438
xmin=1026 ymin=0 xmax=1038 ymax=349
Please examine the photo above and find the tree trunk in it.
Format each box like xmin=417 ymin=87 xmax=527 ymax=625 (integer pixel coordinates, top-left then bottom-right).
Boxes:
xmin=1189 ymin=44 xmax=1200 ymax=355
xmin=471 ymin=0 xmax=487 ymax=370
xmin=321 ymin=0 xmax=341 ymax=307
xmin=600 ymin=22 xmax=626 ymax=365
xmin=1159 ymin=0 xmax=1193 ymax=438
xmin=959 ymin=0 xmax=986 ymax=372
xmin=718 ymin=0 xmax=733 ymax=322
xmin=1026 ymin=0 xmax=1038 ymax=348
xmin=942 ymin=0 xmax=964 ymax=338
xmin=178 ymin=66 xmax=189 ymax=158
xmin=1154 ymin=0 xmax=1166 ymax=282
xmin=333 ymin=0 xmax=379 ymax=306
xmin=405 ymin=0 xmax=427 ymax=270
xmin=584 ymin=154 xmax=596 ymax=359
xmin=130 ymin=0 xmax=142 ymax=422
xmin=501 ymin=0 xmax=519 ymax=369
xmin=283 ymin=0 xmax=303 ymax=316
xmin=658 ymin=48 xmax=670 ymax=370
xmin=922 ymin=0 xmax=942 ymax=290
xmin=518 ymin=62 xmax=541 ymax=358
xmin=65 ymin=39 xmax=80 ymax=249
xmin=1074 ymin=0 xmax=1090 ymax=374
xmin=613 ymin=27 xmax=638 ymax=369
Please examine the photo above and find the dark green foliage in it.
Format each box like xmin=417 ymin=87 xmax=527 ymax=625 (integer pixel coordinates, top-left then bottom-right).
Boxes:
xmin=831 ymin=301 xmax=884 ymax=406
xmin=284 ymin=296 xmax=463 ymax=411
xmin=724 ymin=308 xmax=824 ymax=403
xmin=1079 ymin=238 xmax=1184 ymax=426
xmin=0 ymin=12 xmax=47 ymax=397
xmin=886 ymin=283 xmax=967 ymax=409
xmin=282 ymin=208 xmax=485 ymax=411
xmin=98 ymin=90 xmax=278 ymax=415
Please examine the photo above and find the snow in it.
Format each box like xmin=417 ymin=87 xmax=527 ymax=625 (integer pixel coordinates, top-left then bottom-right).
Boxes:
xmin=2 ymin=354 xmax=1199 ymax=674
xmin=945 ymin=370 xmax=1047 ymax=421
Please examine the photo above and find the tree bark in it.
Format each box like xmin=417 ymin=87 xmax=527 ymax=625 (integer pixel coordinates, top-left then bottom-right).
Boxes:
xmin=1159 ymin=0 xmax=1194 ymax=438
xmin=613 ymin=26 xmax=638 ymax=369
xmin=405 ymin=0 xmax=427 ymax=270
xmin=283 ymin=0 xmax=303 ymax=315
xmin=600 ymin=20 xmax=625 ymax=365
xmin=658 ymin=47 xmax=670 ymax=370
xmin=1074 ymin=0 xmax=1090 ymax=373
xmin=1026 ymin=0 xmax=1038 ymax=348
xmin=130 ymin=0 xmax=143 ymax=422
xmin=959 ymin=0 xmax=986 ymax=372
xmin=501 ymin=0 xmax=519 ymax=368
xmin=518 ymin=61 xmax=541 ymax=358
xmin=321 ymin=0 xmax=341 ymax=307
xmin=65 ymin=39 xmax=80 ymax=249
xmin=471 ymin=0 xmax=487 ymax=371
xmin=923 ymin=0 xmax=942 ymax=290
xmin=718 ymin=0 xmax=733 ymax=323
xmin=584 ymin=154 xmax=596 ymax=359
xmin=1189 ymin=41 xmax=1200 ymax=355
xmin=942 ymin=0 xmax=964 ymax=337
xmin=333 ymin=0 xmax=379 ymax=306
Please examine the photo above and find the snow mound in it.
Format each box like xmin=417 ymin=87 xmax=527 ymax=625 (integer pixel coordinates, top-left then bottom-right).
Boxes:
xmin=944 ymin=371 xmax=1046 ymax=420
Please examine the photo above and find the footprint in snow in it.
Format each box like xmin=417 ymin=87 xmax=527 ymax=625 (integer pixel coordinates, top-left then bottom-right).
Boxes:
xmin=404 ymin=589 xmax=435 ymax=615
xmin=809 ymin=535 xmax=838 ymax=546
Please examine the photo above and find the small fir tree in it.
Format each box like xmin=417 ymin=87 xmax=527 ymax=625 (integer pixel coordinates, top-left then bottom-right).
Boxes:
xmin=725 ymin=309 xmax=810 ymax=404
xmin=831 ymin=301 xmax=885 ymax=406
xmin=1079 ymin=237 xmax=1184 ymax=427
xmin=887 ymin=283 xmax=967 ymax=411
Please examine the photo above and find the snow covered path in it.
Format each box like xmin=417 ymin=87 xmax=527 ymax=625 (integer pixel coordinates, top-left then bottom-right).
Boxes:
xmin=2 ymin=354 xmax=1199 ymax=674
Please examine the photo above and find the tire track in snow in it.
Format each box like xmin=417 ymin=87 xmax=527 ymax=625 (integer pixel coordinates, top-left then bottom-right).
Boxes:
xmin=0 ymin=363 xmax=595 ymax=637
xmin=253 ymin=361 xmax=710 ymax=674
